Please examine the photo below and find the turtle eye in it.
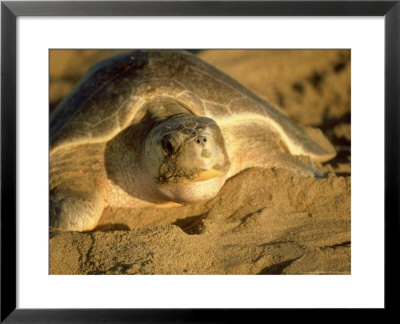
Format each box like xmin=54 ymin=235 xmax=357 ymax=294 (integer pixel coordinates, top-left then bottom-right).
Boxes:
xmin=161 ymin=136 xmax=174 ymax=155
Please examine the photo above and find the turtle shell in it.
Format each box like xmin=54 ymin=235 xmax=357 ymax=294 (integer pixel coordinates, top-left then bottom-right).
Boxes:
xmin=50 ymin=50 xmax=335 ymax=162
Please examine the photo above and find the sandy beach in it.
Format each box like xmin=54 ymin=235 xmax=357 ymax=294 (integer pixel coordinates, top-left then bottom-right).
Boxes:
xmin=49 ymin=49 xmax=351 ymax=275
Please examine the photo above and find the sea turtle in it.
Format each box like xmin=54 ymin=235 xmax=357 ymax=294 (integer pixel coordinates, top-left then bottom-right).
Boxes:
xmin=50 ymin=50 xmax=336 ymax=231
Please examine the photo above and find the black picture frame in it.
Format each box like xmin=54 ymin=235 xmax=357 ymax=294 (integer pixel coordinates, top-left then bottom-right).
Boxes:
xmin=1 ymin=0 xmax=398 ymax=322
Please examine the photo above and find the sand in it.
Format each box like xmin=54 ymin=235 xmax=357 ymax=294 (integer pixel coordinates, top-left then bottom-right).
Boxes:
xmin=49 ymin=49 xmax=351 ymax=275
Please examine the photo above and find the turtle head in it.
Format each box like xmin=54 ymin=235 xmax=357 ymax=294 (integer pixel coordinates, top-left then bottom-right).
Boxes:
xmin=143 ymin=114 xmax=231 ymax=203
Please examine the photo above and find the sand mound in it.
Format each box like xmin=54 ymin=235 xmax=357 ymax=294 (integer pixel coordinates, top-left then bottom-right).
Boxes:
xmin=50 ymin=169 xmax=350 ymax=275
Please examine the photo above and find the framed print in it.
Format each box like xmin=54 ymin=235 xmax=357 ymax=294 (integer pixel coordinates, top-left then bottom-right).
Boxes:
xmin=1 ymin=0 xmax=398 ymax=321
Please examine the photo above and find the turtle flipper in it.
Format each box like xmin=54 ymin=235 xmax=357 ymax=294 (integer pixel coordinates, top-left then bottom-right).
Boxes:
xmin=302 ymin=126 xmax=336 ymax=163
xmin=50 ymin=188 xmax=104 ymax=231
xmin=50 ymin=143 xmax=107 ymax=231
xmin=221 ymin=121 xmax=328 ymax=178
xmin=272 ymin=153 xmax=327 ymax=178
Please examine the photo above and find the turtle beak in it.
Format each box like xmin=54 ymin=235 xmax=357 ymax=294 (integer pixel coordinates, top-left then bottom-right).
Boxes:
xmin=189 ymin=169 xmax=225 ymax=182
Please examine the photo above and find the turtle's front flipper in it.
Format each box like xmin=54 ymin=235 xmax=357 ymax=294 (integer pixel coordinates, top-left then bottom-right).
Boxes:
xmin=50 ymin=143 xmax=107 ymax=231
xmin=272 ymin=152 xmax=327 ymax=178
xmin=221 ymin=120 xmax=328 ymax=178
xmin=50 ymin=187 xmax=105 ymax=231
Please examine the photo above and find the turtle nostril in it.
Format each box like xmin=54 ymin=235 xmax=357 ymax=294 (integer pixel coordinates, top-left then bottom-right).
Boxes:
xmin=196 ymin=136 xmax=208 ymax=145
